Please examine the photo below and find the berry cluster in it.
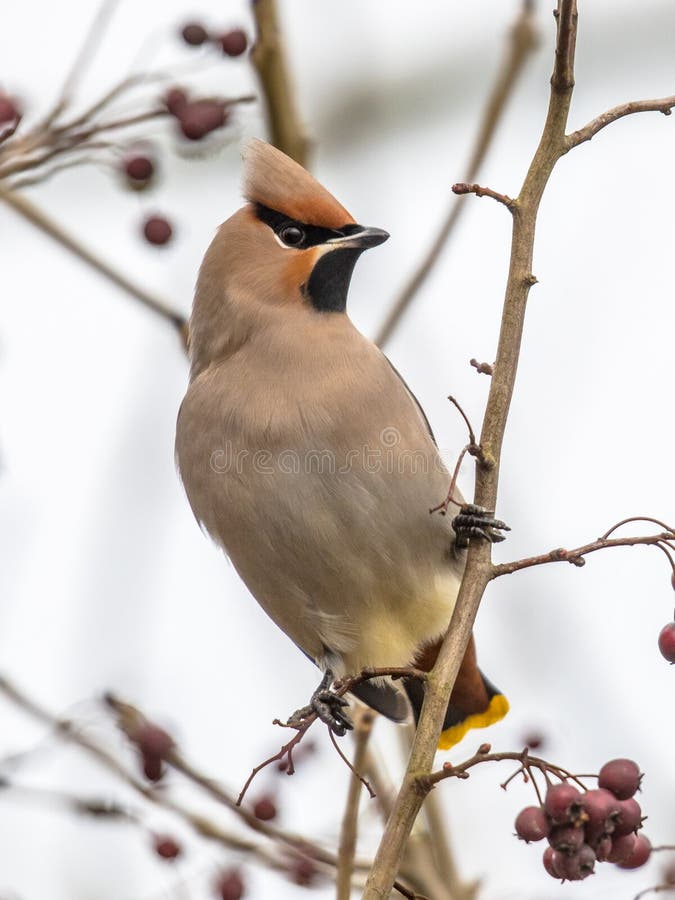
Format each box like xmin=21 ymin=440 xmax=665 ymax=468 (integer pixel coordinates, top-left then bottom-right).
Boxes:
xmin=180 ymin=22 xmax=248 ymax=57
xmin=515 ymin=759 xmax=650 ymax=881
xmin=163 ymin=88 xmax=230 ymax=142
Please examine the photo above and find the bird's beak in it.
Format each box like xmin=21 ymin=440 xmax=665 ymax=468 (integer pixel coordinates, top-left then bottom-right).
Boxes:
xmin=326 ymin=225 xmax=390 ymax=250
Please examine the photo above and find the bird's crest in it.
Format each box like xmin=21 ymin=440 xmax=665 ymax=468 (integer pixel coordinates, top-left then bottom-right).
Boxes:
xmin=243 ymin=139 xmax=355 ymax=229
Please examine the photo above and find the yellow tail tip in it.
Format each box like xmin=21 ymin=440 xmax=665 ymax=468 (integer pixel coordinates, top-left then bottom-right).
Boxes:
xmin=437 ymin=693 xmax=510 ymax=751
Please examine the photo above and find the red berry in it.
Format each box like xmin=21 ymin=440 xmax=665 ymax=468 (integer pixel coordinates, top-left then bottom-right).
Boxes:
xmin=617 ymin=834 xmax=651 ymax=869
xmin=253 ymin=795 xmax=277 ymax=821
xmin=548 ymin=825 xmax=584 ymax=855
xmin=181 ymin=23 xmax=209 ymax=46
xmin=0 ymin=94 xmax=20 ymax=123
xmin=514 ymin=806 xmax=549 ymax=842
xmin=543 ymin=846 xmax=562 ymax=879
xmin=143 ymin=215 xmax=173 ymax=246
xmin=154 ymin=835 xmax=181 ymax=860
xmin=214 ymin=869 xmax=245 ymax=900
xmin=658 ymin=621 xmax=675 ymax=663
xmin=165 ymin=88 xmax=188 ymax=116
xmin=125 ymin=155 xmax=154 ymax=184
xmin=142 ymin=752 xmax=164 ymax=782
xmin=583 ymin=788 xmax=620 ymax=831
xmin=134 ymin=723 xmax=174 ymax=757
xmin=217 ymin=29 xmax=248 ymax=57
xmin=608 ymin=832 xmax=637 ymax=864
xmin=556 ymin=845 xmax=596 ymax=881
xmin=522 ymin=730 xmax=545 ymax=751
xmin=613 ymin=797 xmax=643 ymax=836
xmin=178 ymin=100 xmax=227 ymax=140
xmin=289 ymin=855 xmax=317 ymax=887
xmin=598 ymin=758 xmax=642 ymax=800
xmin=544 ymin=783 xmax=584 ymax=825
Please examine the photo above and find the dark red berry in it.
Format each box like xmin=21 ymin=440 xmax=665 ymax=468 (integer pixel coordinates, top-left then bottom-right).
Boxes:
xmin=617 ymin=834 xmax=651 ymax=869
xmin=135 ymin=723 xmax=174 ymax=758
xmin=0 ymin=94 xmax=20 ymax=123
xmin=143 ymin=215 xmax=173 ymax=246
xmin=583 ymin=788 xmax=620 ymax=832
xmin=181 ymin=23 xmax=209 ymax=46
xmin=658 ymin=621 xmax=675 ymax=663
xmin=555 ymin=845 xmax=595 ymax=881
xmin=142 ymin=753 xmax=164 ymax=782
xmin=613 ymin=797 xmax=643 ymax=836
xmin=522 ymin=730 xmax=545 ymax=751
xmin=543 ymin=846 xmax=562 ymax=879
xmin=544 ymin=783 xmax=584 ymax=825
xmin=290 ymin=856 xmax=317 ymax=887
xmin=608 ymin=832 xmax=637 ymax=864
xmin=125 ymin=155 xmax=154 ymax=184
xmin=214 ymin=868 xmax=245 ymax=900
xmin=217 ymin=29 xmax=248 ymax=57
xmin=515 ymin=806 xmax=549 ymax=843
xmin=154 ymin=835 xmax=181 ymax=860
xmin=598 ymin=758 xmax=642 ymax=800
xmin=253 ymin=795 xmax=277 ymax=821
xmin=548 ymin=825 xmax=584 ymax=855
xmin=178 ymin=100 xmax=227 ymax=140
xmin=165 ymin=88 xmax=188 ymax=116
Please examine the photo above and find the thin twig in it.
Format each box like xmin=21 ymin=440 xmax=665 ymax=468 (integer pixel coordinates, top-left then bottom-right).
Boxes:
xmin=566 ymin=96 xmax=675 ymax=148
xmin=452 ymin=182 xmax=515 ymax=209
xmin=43 ymin=0 xmax=123 ymax=126
xmin=375 ymin=0 xmax=539 ymax=348
xmin=492 ymin=531 xmax=675 ymax=578
xmin=0 ymin=184 xmax=187 ymax=343
xmin=336 ymin=709 xmax=375 ymax=900
xmin=251 ymin=0 xmax=310 ymax=166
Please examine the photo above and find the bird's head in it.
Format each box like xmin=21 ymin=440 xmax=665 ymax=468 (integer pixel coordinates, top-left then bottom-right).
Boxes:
xmin=188 ymin=139 xmax=388 ymax=375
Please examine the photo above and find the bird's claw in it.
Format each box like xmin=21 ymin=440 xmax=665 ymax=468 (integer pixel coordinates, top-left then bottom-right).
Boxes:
xmin=452 ymin=503 xmax=510 ymax=550
xmin=288 ymin=670 xmax=353 ymax=736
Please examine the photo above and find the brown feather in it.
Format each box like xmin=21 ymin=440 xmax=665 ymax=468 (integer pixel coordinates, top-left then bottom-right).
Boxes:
xmin=415 ymin=634 xmax=490 ymax=716
xmin=243 ymin=139 xmax=355 ymax=229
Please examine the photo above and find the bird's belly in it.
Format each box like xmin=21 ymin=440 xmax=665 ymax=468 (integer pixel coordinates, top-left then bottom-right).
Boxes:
xmin=193 ymin=428 xmax=458 ymax=674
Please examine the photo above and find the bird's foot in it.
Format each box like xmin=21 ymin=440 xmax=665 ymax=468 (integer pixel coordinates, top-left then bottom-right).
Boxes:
xmin=452 ymin=503 xmax=510 ymax=550
xmin=288 ymin=670 xmax=353 ymax=736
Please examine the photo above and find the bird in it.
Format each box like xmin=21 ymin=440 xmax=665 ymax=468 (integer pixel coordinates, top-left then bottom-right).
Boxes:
xmin=175 ymin=138 xmax=509 ymax=749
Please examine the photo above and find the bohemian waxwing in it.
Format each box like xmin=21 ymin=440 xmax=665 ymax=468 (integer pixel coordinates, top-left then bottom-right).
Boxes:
xmin=175 ymin=139 xmax=509 ymax=748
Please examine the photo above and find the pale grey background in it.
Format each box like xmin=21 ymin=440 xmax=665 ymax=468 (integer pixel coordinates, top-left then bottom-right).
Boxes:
xmin=1 ymin=1 xmax=674 ymax=898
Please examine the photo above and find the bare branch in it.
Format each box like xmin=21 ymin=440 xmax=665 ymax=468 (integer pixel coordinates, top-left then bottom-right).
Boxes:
xmin=492 ymin=530 xmax=675 ymax=578
xmin=336 ymin=709 xmax=375 ymax=900
xmin=567 ymin=96 xmax=675 ymax=149
xmin=43 ymin=0 xmax=123 ymax=126
xmin=0 ymin=184 xmax=187 ymax=343
xmin=251 ymin=0 xmax=310 ymax=166
xmin=375 ymin=0 xmax=539 ymax=348
xmin=451 ymin=181 xmax=515 ymax=209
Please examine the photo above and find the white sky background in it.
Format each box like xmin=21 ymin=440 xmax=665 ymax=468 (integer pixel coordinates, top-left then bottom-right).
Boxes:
xmin=1 ymin=1 xmax=674 ymax=898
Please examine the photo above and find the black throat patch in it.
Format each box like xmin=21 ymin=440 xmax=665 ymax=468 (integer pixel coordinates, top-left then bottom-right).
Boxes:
xmin=304 ymin=248 xmax=363 ymax=313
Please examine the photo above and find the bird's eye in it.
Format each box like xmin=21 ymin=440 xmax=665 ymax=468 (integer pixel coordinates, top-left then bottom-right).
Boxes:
xmin=279 ymin=224 xmax=304 ymax=247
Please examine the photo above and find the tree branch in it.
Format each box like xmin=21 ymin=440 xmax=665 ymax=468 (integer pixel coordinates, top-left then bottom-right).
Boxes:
xmin=0 ymin=183 xmax=187 ymax=343
xmin=363 ymin=4 xmax=581 ymax=896
xmin=492 ymin=530 xmax=675 ymax=578
xmin=566 ymin=96 xmax=675 ymax=148
xmin=336 ymin=709 xmax=375 ymax=900
xmin=251 ymin=0 xmax=310 ymax=166
xmin=375 ymin=0 xmax=539 ymax=348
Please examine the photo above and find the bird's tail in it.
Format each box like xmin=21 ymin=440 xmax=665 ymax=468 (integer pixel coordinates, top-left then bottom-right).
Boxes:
xmin=403 ymin=635 xmax=509 ymax=750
